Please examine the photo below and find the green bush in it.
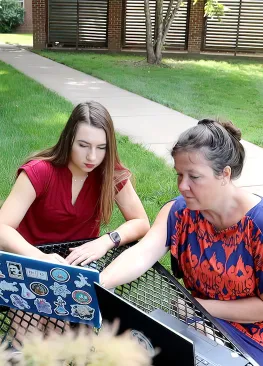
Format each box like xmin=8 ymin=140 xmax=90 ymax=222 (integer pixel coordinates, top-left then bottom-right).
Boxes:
xmin=0 ymin=0 xmax=24 ymax=33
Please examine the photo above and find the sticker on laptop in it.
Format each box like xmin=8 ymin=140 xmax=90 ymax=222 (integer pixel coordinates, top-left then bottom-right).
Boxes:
xmin=50 ymin=282 xmax=71 ymax=298
xmin=0 ymin=266 xmax=5 ymax=279
xmin=72 ymin=290 xmax=92 ymax=304
xmin=20 ymin=283 xmax=36 ymax=299
xmin=10 ymin=294 xmax=30 ymax=310
xmin=26 ymin=268 xmax=48 ymax=281
xmin=50 ymin=268 xmax=70 ymax=283
xmin=30 ymin=282 xmax=49 ymax=296
xmin=130 ymin=330 xmax=155 ymax=357
xmin=0 ymin=280 xmax=18 ymax=292
xmin=54 ymin=296 xmax=69 ymax=316
xmin=7 ymin=262 xmax=24 ymax=280
xmin=70 ymin=304 xmax=95 ymax=321
xmin=34 ymin=298 xmax=52 ymax=315
xmin=0 ymin=290 xmax=9 ymax=303
xmin=74 ymin=273 xmax=91 ymax=288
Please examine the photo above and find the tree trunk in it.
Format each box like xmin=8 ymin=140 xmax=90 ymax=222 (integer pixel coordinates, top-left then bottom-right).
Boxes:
xmin=154 ymin=0 xmax=163 ymax=64
xmin=144 ymin=0 xmax=156 ymax=64
xmin=144 ymin=0 xmax=184 ymax=65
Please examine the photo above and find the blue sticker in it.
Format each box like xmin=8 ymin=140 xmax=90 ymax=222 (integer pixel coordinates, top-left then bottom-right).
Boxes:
xmin=72 ymin=290 xmax=92 ymax=304
xmin=50 ymin=282 xmax=71 ymax=298
xmin=20 ymin=283 xmax=36 ymax=299
xmin=74 ymin=273 xmax=91 ymax=288
xmin=70 ymin=304 xmax=95 ymax=321
xmin=34 ymin=298 xmax=52 ymax=315
xmin=0 ymin=280 xmax=18 ymax=292
xmin=30 ymin=282 xmax=49 ymax=296
xmin=50 ymin=268 xmax=70 ymax=283
xmin=0 ymin=290 xmax=9 ymax=304
xmin=10 ymin=294 xmax=30 ymax=310
xmin=54 ymin=296 xmax=69 ymax=316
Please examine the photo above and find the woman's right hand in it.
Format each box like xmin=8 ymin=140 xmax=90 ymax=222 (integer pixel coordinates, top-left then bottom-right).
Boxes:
xmin=40 ymin=253 xmax=68 ymax=265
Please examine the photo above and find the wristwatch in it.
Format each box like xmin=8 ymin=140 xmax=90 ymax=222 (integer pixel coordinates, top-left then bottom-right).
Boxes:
xmin=107 ymin=231 xmax=121 ymax=248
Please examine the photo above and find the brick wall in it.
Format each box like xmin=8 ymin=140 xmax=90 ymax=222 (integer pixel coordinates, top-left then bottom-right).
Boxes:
xmin=108 ymin=0 xmax=123 ymax=51
xmin=16 ymin=0 xmax=33 ymax=33
xmin=188 ymin=0 xmax=205 ymax=53
xmin=32 ymin=0 xmax=47 ymax=49
xmin=32 ymin=0 xmax=205 ymax=52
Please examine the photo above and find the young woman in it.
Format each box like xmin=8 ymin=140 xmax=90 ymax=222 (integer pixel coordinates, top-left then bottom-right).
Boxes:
xmin=100 ymin=119 xmax=263 ymax=365
xmin=0 ymin=101 xmax=150 ymax=264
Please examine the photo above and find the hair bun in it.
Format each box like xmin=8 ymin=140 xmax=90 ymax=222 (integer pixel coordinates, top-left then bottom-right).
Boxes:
xmin=221 ymin=121 xmax=242 ymax=141
xmin=198 ymin=118 xmax=241 ymax=141
xmin=197 ymin=119 xmax=215 ymax=126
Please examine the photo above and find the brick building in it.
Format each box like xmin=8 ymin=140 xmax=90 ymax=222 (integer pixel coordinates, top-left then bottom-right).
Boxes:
xmin=17 ymin=0 xmax=33 ymax=33
xmin=32 ymin=0 xmax=263 ymax=54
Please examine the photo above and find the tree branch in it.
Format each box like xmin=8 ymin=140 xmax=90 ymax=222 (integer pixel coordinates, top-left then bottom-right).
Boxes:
xmin=162 ymin=0 xmax=184 ymax=44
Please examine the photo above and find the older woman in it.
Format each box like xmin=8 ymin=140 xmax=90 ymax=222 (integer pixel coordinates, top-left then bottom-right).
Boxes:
xmin=100 ymin=119 xmax=263 ymax=365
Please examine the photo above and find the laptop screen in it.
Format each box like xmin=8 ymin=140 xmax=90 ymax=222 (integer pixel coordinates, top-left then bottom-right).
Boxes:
xmin=95 ymin=283 xmax=195 ymax=366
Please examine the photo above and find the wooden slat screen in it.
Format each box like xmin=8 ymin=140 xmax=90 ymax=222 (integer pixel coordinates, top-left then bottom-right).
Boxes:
xmin=203 ymin=0 xmax=263 ymax=52
xmin=48 ymin=0 xmax=108 ymax=47
xmin=124 ymin=0 xmax=189 ymax=49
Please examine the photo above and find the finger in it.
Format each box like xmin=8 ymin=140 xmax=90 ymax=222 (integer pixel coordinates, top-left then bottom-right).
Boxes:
xmin=66 ymin=252 xmax=82 ymax=264
xmin=80 ymin=255 xmax=97 ymax=266
xmin=71 ymin=253 xmax=94 ymax=267
xmin=65 ymin=251 xmax=80 ymax=262
xmin=53 ymin=255 xmax=67 ymax=265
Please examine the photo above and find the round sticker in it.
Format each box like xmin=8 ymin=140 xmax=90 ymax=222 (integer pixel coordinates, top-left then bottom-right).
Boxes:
xmin=130 ymin=330 xmax=155 ymax=357
xmin=30 ymin=282 xmax=49 ymax=296
xmin=50 ymin=268 xmax=70 ymax=283
xmin=72 ymin=290 xmax=92 ymax=304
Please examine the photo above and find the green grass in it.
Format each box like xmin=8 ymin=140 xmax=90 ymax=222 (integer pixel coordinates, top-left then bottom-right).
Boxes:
xmin=0 ymin=60 xmax=177 ymax=269
xmin=0 ymin=33 xmax=33 ymax=46
xmin=37 ymin=51 xmax=263 ymax=146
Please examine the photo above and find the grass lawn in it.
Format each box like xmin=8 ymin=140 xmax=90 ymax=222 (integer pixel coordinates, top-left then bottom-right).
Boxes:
xmin=0 ymin=60 xmax=177 ymax=268
xmin=0 ymin=33 xmax=33 ymax=46
xmin=37 ymin=51 xmax=263 ymax=147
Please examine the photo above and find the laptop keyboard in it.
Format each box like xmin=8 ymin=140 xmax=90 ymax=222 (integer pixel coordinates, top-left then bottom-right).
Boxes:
xmin=195 ymin=355 xmax=214 ymax=365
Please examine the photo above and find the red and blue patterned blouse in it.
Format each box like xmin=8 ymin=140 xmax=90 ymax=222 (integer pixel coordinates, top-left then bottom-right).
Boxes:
xmin=166 ymin=196 xmax=263 ymax=363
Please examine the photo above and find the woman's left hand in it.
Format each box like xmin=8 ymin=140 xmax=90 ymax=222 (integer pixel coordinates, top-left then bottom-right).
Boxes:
xmin=66 ymin=236 xmax=112 ymax=266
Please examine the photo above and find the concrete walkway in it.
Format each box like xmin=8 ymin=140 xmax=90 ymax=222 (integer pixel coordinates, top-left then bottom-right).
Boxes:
xmin=0 ymin=44 xmax=262 ymax=195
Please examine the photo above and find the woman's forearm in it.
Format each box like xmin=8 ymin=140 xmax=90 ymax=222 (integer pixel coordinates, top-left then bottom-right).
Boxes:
xmin=197 ymin=296 xmax=263 ymax=323
xmin=114 ymin=218 xmax=150 ymax=246
xmin=0 ymin=224 xmax=45 ymax=259
xmin=100 ymin=245 xmax=151 ymax=289
xmin=100 ymin=201 xmax=172 ymax=289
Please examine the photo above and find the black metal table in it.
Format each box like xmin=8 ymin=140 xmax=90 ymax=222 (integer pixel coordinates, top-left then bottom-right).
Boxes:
xmin=0 ymin=239 xmax=255 ymax=364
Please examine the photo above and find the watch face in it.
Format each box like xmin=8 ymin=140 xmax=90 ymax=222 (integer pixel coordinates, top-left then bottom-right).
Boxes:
xmin=110 ymin=232 xmax=121 ymax=243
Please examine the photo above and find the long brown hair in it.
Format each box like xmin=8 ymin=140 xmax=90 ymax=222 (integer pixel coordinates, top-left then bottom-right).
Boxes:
xmin=25 ymin=101 xmax=131 ymax=224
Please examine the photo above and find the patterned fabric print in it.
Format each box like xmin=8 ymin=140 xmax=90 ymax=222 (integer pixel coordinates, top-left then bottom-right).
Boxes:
xmin=167 ymin=196 xmax=263 ymax=346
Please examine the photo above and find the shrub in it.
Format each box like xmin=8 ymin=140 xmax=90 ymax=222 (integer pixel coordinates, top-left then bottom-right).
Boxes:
xmin=0 ymin=0 xmax=24 ymax=33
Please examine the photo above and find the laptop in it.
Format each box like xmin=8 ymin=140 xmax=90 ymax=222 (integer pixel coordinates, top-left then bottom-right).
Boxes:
xmin=0 ymin=251 xmax=101 ymax=328
xmin=94 ymin=283 xmax=257 ymax=366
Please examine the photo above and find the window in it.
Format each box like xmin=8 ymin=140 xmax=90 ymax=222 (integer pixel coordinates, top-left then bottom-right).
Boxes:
xmin=17 ymin=0 xmax=24 ymax=8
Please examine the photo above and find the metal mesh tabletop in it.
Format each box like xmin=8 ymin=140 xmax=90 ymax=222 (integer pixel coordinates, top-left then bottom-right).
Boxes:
xmin=0 ymin=239 xmax=253 ymax=363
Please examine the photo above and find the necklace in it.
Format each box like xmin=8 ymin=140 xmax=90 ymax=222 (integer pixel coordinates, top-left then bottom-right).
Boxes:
xmin=72 ymin=174 xmax=88 ymax=183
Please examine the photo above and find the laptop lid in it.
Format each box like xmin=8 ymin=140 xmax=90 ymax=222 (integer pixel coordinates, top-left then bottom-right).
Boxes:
xmin=0 ymin=251 xmax=101 ymax=328
xmin=94 ymin=283 xmax=195 ymax=366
